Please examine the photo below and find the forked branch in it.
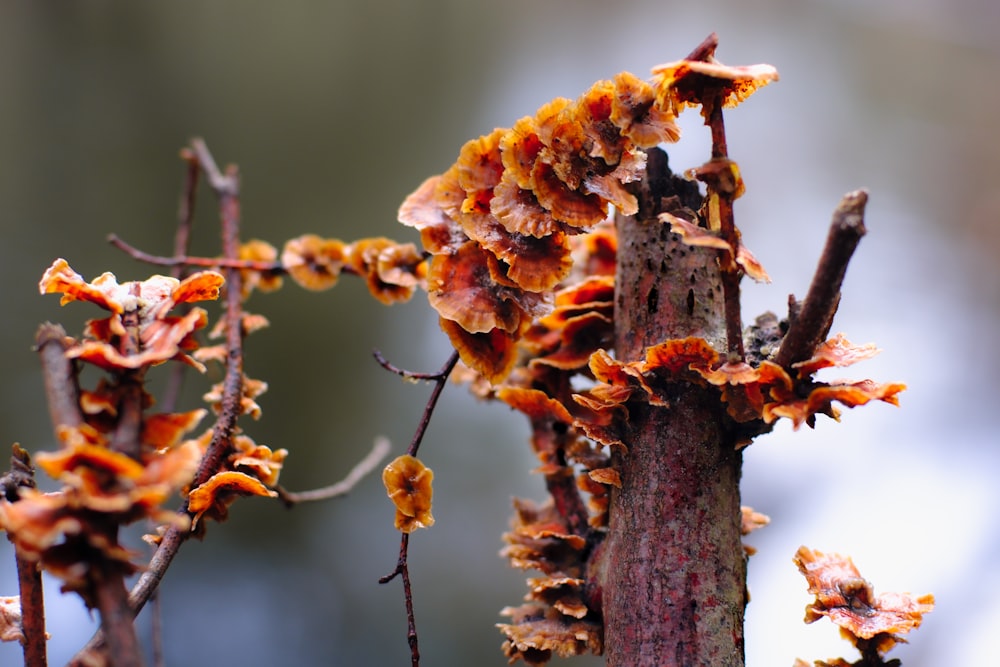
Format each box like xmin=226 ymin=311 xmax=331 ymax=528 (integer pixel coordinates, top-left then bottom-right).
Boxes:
xmin=775 ymin=190 xmax=868 ymax=369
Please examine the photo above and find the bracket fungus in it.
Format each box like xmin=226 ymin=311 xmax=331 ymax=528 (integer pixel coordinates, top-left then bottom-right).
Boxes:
xmin=794 ymin=546 xmax=934 ymax=664
xmin=383 ymin=454 xmax=435 ymax=533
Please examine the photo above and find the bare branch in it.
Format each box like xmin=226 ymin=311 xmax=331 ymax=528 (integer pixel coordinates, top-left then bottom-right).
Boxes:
xmin=379 ymin=533 xmax=420 ymax=667
xmin=275 ymin=437 xmax=391 ymax=505
xmin=774 ymin=189 xmax=868 ymax=369
xmin=108 ymin=233 xmax=282 ymax=273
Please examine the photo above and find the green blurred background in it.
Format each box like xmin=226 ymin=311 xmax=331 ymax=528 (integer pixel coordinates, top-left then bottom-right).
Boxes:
xmin=1 ymin=1 xmax=998 ymax=665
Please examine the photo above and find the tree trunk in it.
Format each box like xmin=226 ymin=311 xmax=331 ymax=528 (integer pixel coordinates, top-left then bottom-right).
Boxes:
xmin=599 ymin=148 xmax=747 ymax=666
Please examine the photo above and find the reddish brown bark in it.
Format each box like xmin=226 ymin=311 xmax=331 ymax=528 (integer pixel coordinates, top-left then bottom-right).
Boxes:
xmin=598 ymin=148 xmax=747 ymax=666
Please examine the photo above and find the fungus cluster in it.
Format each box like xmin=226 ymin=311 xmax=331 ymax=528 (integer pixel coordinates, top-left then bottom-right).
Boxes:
xmin=0 ymin=261 xmax=226 ymax=603
xmin=497 ymin=498 xmax=601 ymax=663
xmin=0 ymin=258 xmax=301 ymax=606
xmin=398 ymin=70 xmax=694 ymax=384
xmin=388 ymin=39 xmax=910 ymax=664
xmin=267 ymin=234 xmax=424 ymax=303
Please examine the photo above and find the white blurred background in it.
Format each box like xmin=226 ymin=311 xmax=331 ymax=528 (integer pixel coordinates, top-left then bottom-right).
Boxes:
xmin=1 ymin=2 xmax=997 ymax=665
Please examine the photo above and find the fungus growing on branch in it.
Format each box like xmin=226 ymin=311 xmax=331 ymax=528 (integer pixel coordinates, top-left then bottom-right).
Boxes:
xmin=383 ymin=454 xmax=435 ymax=533
xmin=794 ymin=546 xmax=934 ymax=664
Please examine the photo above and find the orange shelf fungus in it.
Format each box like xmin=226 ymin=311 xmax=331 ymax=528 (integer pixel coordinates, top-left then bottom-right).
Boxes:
xmin=791 ymin=333 xmax=882 ymax=376
xmin=438 ymin=319 xmax=520 ymax=386
xmin=142 ymin=410 xmax=208 ymax=450
xmin=389 ymin=37 xmax=912 ymax=667
xmin=40 ymin=259 xmax=223 ymax=316
xmin=762 ymin=379 xmax=906 ymax=429
xmin=382 ymin=454 xmax=435 ymax=533
xmin=498 ymin=602 xmax=603 ymax=665
xmin=650 ymin=56 xmax=778 ymax=114
xmin=794 ymin=546 xmax=934 ymax=657
xmin=188 ymin=471 xmax=278 ymax=527
xmin=587 ymin=467 xmax=621 ymax=488
xmin=740 ymin=506 xmax=770 ymax=556
xmin=609 ymin=71 xmax=681 ymax=147
xmin=280 ymin=234 xmax=347 ymax=291
xmin=427 ymin=241 xmax=531 ymax=335
xmin=397 ymin=56 xmax=725 ymax=385
xmin=238 ymin=239 xmax=283 ymax=295
xmin=496 ymin=387 xmax=574 ymax=426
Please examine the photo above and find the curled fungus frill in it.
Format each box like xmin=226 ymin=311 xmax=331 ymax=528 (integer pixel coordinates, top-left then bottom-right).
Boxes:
xmin=794 ymin=546 xmax=934 ymax=660
xmin=383 ymin=454 xmax=435 ymax=533
xmin=662 ymin=211 xmax=771 ymax=282
xmin=183 ymin=344 xmax=286 ymax=532
xmin=187 ymin=470 xmax=277 ymax=528
xmin=740 ymin=506 xmax=770 ymax=556
xmin=39 ymin=259 xmax=223 ymax=372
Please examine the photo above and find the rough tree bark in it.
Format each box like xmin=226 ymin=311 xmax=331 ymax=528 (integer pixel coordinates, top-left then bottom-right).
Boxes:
xmin=599 ymin=148 xmax=748 ymax=666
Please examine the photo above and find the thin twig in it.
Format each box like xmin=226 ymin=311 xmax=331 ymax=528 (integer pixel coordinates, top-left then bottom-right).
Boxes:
xmin=161 ymin=150 xmax=202 ymax=415
xmin=186 ymin=140 xmax=246 ymax=493
xmin=706 ymin=92 xmax=745 ymax=361
xmin=774 ymin=189 xmax=868 ymax=369
xmin=404 ymin=351 xmax=459 ymax=457
xmin=14 ymin=546 xmax=46 ymax=667
xmin=274 ymin=436 xmax=391 ymax=506
xmin=108 ymin=234 xmax=282 ymax=273
xmin=379 ymin=533 xmax=420 ymax=667
xmin=374 ymin=349 xmax=453 ymax=381
xmin=681 ymin=35 xmax=746 ymax=361
xmin=128 ymin=524 xmax=186 ymax=614
xmin=4 ymin=445 xmax=47 ymax=667
xmin=31 ymin=325 xmax=78 ymax=666
xmin=375 ymin=349 xmax=459 ymax=667
xmin=171 ymin=149 xmax=201 ymax=281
